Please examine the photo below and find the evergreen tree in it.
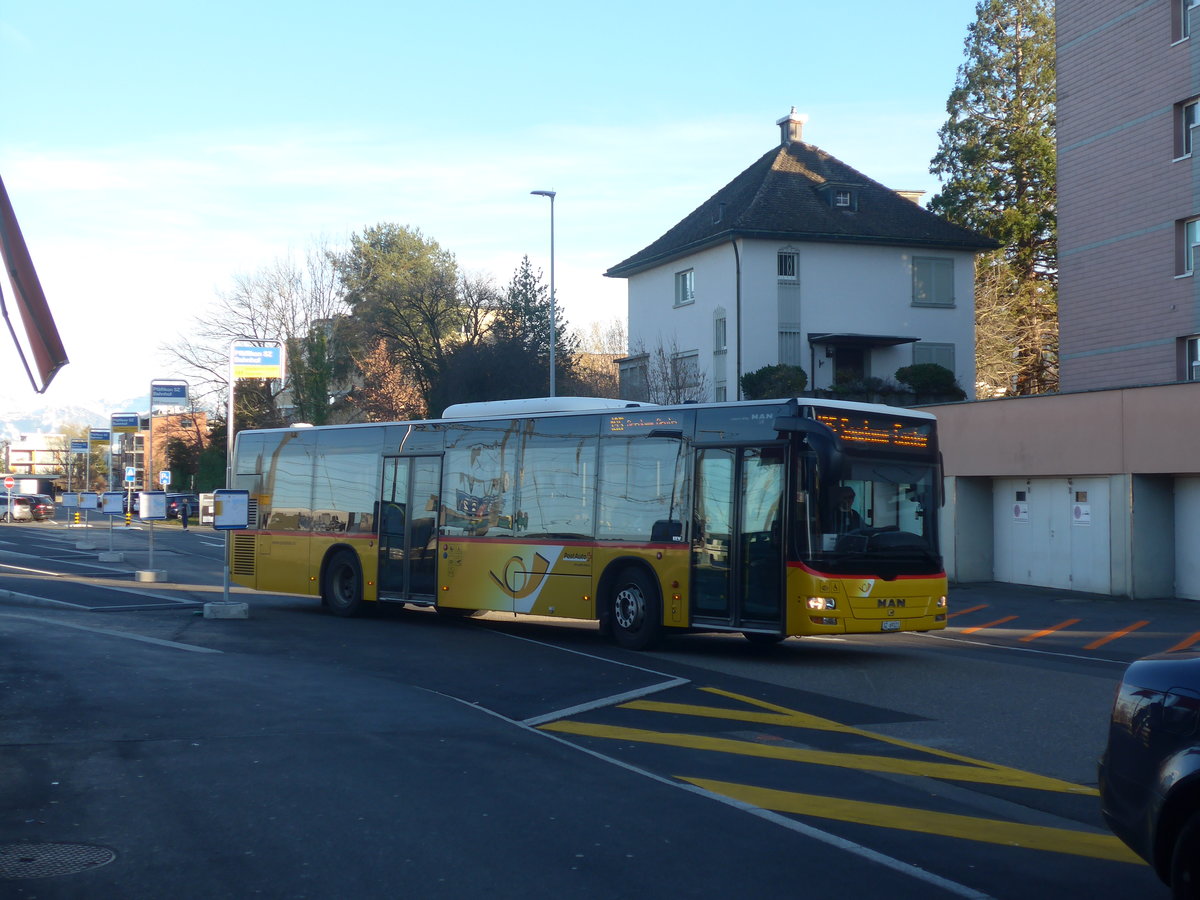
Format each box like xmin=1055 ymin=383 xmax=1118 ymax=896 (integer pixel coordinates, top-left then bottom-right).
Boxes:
xmin=930 ymin=0 xmax=1057 ymax=394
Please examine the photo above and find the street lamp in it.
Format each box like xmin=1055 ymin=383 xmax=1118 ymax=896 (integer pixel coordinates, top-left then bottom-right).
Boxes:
xmin=530 ymin=189 xmax=556 ymax=397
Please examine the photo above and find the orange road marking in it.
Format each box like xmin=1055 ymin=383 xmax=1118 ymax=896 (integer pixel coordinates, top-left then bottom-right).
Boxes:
xmin=1019 ymin=618 xmax=1081 ymax=643
xmin=1084 ymin=620 xmax=1149 ymax=650
xmin=1165 ymin=631 xmax=1200 ymax=653
xmin=960 ymin=615 xmax=1018 ymax=634
xmin=946 ymin=604 xmax=987 ymax=619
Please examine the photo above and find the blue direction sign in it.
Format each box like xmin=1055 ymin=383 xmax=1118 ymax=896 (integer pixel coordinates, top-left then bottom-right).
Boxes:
xmin=88 ymin=428 xmax=110 ymax=446
xmin=232 ymin=343 xmax=284 ymax=380
xmin=151 ymin=383 xmax=188 ymax=406
xmin=70 ymin=439 xmax=88 ymax=453
xmin=111 ymin=412 xmax=140 ymax=432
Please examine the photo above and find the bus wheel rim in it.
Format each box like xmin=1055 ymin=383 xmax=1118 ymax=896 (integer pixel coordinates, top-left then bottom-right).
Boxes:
xmin=614 ymin=585 xmax=644 ymax=630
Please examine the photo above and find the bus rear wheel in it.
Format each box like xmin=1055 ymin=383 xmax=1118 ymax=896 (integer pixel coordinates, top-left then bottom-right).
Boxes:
xmin=609 ymin=568 xmax=661 ymax=651
xmin=323 ymin=550 xmax=365 ymax=617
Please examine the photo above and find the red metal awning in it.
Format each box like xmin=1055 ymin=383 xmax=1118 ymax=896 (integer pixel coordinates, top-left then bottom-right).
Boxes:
xmin=0 ymin=173 xmax=69 ymax=393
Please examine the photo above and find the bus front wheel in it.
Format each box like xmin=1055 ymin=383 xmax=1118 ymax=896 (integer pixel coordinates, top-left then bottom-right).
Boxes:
xmin=609 ymin=568 xmax=662 ymax=651
xmin=323 ymin=550 xmax=365 ymax=617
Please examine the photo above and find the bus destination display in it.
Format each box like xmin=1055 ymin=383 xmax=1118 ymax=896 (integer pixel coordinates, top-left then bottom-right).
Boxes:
xmin=816 ymin=413 xmax=932 ymax=452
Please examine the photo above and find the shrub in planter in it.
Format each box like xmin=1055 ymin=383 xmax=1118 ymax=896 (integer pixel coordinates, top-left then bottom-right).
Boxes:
xmin=894 ymin=363 xmax=967 ymax=400
xmin=741 ymin=364 xmax=808 ymax=400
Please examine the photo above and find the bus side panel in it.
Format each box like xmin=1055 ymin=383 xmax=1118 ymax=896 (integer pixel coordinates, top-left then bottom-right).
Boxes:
xmin=311 ymin=536 xmax=380 ymax=603
xmin=592 ymin=545 xmax=690 ymax=628
xmin=255 ymin=532 xmax=318 ymax=597
xmin=785 ymin=564 xmax=947 ymax=636
xmin=438 ymin=539 xmax=591 ymax=617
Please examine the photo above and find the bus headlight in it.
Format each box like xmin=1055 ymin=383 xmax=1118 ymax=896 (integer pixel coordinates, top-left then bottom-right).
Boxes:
xmin=936 ymin=596 xmax=947 ymax=608
xmin=806 ymin=596 xmax=836 ymax=610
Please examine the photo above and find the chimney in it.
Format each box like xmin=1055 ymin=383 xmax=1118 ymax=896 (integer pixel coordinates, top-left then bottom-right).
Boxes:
xmin=777 ymin=107 xmax=808 ymax=146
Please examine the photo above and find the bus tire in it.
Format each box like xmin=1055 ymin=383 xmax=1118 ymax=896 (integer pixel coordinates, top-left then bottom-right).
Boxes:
xmin=1169 ymin=810 xmax=1200 ymax=900
xmin=609 ymin=567 xmax=662 ymax=651
xmin=323 ymin=549 xmax=365 ymax=617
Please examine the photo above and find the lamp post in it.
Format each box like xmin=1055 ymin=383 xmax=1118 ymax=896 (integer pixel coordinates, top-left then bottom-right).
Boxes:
xmin=530 ymin=189 xmax=556 ymax=397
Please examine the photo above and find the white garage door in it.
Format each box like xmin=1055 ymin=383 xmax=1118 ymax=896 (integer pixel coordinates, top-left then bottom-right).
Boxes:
xmin=1176 ymin=477 xmax=1200 ymax=600
xmin=994 ymin=477 xmax=1111 ymax=593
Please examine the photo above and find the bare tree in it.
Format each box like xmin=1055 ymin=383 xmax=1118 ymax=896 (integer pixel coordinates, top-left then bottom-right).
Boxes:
xmin=163 ymin=240 xmax=348 ymax=419
xmin=624 ymin=336 xmax=709 ymax=404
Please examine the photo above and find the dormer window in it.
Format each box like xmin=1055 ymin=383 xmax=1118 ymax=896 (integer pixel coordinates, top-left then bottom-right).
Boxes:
xmin=834 ymin=190 xmax=852 ymax=208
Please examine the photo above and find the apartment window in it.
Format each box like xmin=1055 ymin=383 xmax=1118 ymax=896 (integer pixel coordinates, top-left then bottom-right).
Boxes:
xmin=912 ymin=257 xmax=955 ymax=306
xmin=1182 ymin=218 xmax=1200 ymax=274
xmin=1186 ymin=335 xmax=1200 ymax=381
xmin=714 ymin=385 xmax=727 ymax=402
xmin=1180 ymin=100 xmax=1199 ymax=157
xmin=777 ymin=251 xmax=798 ymax=280
xmin=1184 ymin=0 xmax=1199 ymax=39
xmin=912 ymin=342 xmax=956 ymax=373
xmin=674 ymin=269 xmax=695 ymax=307
xmin=714 ymin=313 xmax=727 ymax=352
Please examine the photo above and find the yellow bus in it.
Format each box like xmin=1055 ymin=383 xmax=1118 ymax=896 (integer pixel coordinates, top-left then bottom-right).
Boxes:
xmin=229 ymin=396 xmax=947 ymax=649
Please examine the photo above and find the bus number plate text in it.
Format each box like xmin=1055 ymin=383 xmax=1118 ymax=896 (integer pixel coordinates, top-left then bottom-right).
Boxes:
xmin=881 ymin=620 xmax=901 ymax=632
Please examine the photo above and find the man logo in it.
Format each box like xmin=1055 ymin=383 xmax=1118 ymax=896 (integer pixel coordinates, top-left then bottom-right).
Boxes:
xmin=877 ymin=598 xmax=906 ymax=608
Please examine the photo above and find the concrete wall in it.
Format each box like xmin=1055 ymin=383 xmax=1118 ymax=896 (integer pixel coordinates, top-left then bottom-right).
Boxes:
xmin=1057 ymin=0 xmax=1200 ymax=390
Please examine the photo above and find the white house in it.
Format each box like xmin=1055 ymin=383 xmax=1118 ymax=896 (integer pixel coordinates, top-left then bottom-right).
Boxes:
xmin=605 ymin=110 xmax=995 ymax=401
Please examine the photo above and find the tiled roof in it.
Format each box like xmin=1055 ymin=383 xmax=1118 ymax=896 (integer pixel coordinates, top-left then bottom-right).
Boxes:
xmin=605 ymin=141 xmax=998 ymax=277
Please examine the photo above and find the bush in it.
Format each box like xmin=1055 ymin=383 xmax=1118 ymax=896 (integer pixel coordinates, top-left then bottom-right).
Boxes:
xmin=894 ymin=363 xmax=966 ymax=400
xmin=740 ymin=364 xmax=808 ymax=400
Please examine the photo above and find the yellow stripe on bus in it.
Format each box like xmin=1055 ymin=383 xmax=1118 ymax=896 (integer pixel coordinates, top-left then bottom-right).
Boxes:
xmin=681 ymin=777 xmax=1144 ymax=865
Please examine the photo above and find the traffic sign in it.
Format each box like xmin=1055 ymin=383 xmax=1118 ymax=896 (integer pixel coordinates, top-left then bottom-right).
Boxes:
xmin=159 ymin=470 xmax=171 ymax=486
xmin=3 ymin=476 xmax=13 ymax=490
xmin=125 ymin=467 xmax=136 ymax=484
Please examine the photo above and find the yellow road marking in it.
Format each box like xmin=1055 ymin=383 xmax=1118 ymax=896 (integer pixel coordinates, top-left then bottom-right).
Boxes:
xmin=1020 ymin=618 xmax=1081 ymax=642
xmin=629 ymin=687 xmax=1096 ymax=792
xmin=1166 ymin=630 xmax=1200 ymax=652
xmin=961 ymin=615 xmax=1018 ymax=634
xmin=540 ymin=720 xmax=1093 ymax=794
xmin=1084 ymin=620 xmax=1149 ymax=651
xmin=681 ymin=777 xmax=1143 ymax=865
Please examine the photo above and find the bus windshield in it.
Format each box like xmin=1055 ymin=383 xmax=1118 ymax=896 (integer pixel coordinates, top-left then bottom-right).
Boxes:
xmin=794 ymin=456 xmax=941 ymax=577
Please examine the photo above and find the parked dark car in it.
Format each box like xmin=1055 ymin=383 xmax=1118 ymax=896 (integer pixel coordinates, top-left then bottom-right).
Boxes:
xmin=1099 ymin=650 xmax=1200 ymax=898
xmin=166 ymin=493 xmax=199 ymax=520
xmin=24 ymin=494 xmax=55 ymax=521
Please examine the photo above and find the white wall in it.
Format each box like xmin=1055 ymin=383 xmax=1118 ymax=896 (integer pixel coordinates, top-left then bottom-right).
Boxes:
xmin=624 ymin=238 xmax=977 ymax=399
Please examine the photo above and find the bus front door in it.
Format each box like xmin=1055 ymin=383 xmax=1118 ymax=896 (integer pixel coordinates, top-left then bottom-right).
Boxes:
xmin=691 ymin=446 xmax=785 ymax=631
xmin=378 ymin=456 xmax=441 ymax=603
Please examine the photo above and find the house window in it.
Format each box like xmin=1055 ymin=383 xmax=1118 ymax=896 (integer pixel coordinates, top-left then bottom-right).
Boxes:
xmin=1184 ymin=0 xmax=1198 ymax=39
xmin=714 ymin=313 xmax=727 ymax=352
xmin=912 ymin=257 xmax=955 ymax=306
xmin=834 ymin=190 xmax=852 ymax=208
xmin=777 ymin=251 xmax=798 ymax=280
xmin=1185 ymin=335 xmax=1200 ymax=381
xmin=715 ymin=385 xmax=727 ymax=402
xmin=913 ymin=342 xmax=956 ymax=373
xmin=674 ymin=269 xmax=695 ymax=307
xmin=1182 ymin=218 xmax=1200 ymax=274
xmin=1178 ymin=99 xmax=1198 ymax=157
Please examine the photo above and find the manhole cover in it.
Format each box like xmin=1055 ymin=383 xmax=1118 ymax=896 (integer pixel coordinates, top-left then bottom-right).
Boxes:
xmin=0 ymin=842 xmax=116 ymax=879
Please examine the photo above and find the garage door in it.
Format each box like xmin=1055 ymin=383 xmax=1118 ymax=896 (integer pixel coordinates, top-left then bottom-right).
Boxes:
xmin=1176 ymin=477 xmax=1200 ymax=600
xmin=993 ymin=477 xmax=1111 ymax=593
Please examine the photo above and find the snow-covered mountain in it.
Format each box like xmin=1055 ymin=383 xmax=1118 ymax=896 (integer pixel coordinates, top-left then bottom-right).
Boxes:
xmin=0 ymin=396 xmax=149 ymax=440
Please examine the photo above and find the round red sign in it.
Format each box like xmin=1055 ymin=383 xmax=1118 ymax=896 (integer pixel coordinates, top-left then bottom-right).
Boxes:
xmin=3 ymin=476 xmax=14 ymax=490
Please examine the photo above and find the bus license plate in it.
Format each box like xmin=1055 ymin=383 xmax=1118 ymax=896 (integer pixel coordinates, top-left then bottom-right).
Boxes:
xmin=881 ymin=620 xmax=901 ymax=632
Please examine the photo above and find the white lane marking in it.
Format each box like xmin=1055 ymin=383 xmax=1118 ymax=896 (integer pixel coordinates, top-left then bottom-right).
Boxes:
xmin=0 ymin=612 xmax=222 ymax=653
xmin=522 ymin=678 xmax=689 ymax=727
xmin=439 ymin=691 xmax=993 ymax=900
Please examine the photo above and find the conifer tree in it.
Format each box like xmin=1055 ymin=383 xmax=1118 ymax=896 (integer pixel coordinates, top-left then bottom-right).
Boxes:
xmin=930 ymin=0 xmax=1057 ymax=395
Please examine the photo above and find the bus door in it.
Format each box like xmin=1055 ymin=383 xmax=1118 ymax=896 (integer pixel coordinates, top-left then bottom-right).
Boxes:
xmin=378 ymin=455 xmax=442 ymax=602
xmin=690 ymin=445 xmax=786 ymax=630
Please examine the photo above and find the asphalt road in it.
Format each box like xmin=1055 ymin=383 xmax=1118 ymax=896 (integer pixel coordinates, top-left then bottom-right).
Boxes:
xmin=2 ymin=517 xmax=1196 ymax=899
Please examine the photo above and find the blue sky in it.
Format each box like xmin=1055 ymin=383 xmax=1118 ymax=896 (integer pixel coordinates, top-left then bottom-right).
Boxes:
xmin=0 ymin=0 xmax=981 ymax=416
